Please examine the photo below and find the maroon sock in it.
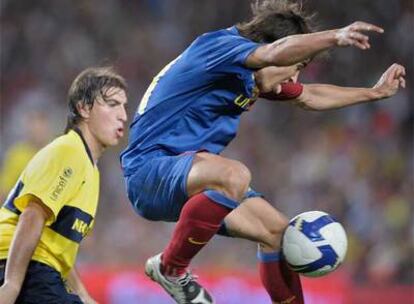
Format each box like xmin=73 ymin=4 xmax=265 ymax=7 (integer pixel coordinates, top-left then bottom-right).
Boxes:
xmin=258 ymin=251 xmax=304 ymax=303
xmin=161 ymin=192 xmax=232 ymax=277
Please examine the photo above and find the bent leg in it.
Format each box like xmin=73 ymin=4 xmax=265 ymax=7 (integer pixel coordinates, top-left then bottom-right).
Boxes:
xmin=186 ymin=152 xmax=251 ymax=201
xmin=162 ymin=152 xmax=251 ymax=276
xmin=224 ymin=197 xmax=304 ymax=304
xmin=223 ymin=196 xmax=288 ymax=249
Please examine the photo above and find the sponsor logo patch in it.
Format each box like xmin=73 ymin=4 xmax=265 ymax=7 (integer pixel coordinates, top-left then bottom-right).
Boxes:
xmin=49 ymin=167 xmax=73 ymax=201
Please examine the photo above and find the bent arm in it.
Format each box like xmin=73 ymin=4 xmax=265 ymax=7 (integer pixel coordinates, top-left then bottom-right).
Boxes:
xmin=246 ymin=21 xmax=383 ymax=69
xmin=2 ymin=198 xmax=50 ymax=299
xmin=248 ymin=30 xmax=337 ymax=68
xmin=293 ymin=84 xmax=382 ymax=111
xmin=294 ymin=63 xmax=406 ymax=110
xmin=260 ymin=63 xmax=406 ymax=111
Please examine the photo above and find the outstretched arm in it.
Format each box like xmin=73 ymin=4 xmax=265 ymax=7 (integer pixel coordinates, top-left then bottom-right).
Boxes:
xmin=261 ymin=64 xmax=406 ymax=111
xmin=295 ymin=84 xmax=385 ymax=111
xmin=246 ymin=21 xmax=384 ymax=69
xmin=296 ymin=64 xmax=405 ymax=110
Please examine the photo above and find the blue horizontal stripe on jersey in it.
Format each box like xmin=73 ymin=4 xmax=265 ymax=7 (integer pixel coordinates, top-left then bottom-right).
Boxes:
xmin=49 ymin=206 xmax=93 ymax=243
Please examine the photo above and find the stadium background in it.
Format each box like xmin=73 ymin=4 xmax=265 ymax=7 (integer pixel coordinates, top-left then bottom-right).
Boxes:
xmin=0 ymin=1 xmax=413 ymax=303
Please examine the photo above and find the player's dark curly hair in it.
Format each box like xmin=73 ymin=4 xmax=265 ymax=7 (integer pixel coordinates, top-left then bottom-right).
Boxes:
xmin=65 ymin=67 xmax=127 ymax=133
xmin=237 ymin=0 xmax=315 ymax=43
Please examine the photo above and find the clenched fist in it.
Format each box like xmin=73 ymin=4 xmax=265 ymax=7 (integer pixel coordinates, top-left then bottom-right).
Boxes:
xmin=373 ymin=63 xmax=406 ymax=98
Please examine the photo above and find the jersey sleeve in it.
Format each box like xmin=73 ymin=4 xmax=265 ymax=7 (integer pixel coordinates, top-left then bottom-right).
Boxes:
xmin=202 ymin=29 xmax=260 ymax=98
xmin=205 ymin=29 xmax=260 ymax=73
xmin=14 ymin=144 xmax=85 ymax=225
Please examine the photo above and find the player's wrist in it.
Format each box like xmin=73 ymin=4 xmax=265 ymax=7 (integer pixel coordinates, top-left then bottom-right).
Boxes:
xmin=370 ymin=86 xmax=387 ymax=100
xmin=2 ymin=279 xmax=21 ymax=295
xmin=329 ymin=29 xmax=339 ymax=42
xmin=332 ymin=28 xmax=347 ymax=47
xmin=307 ymin=29 xmax=338 ymax=49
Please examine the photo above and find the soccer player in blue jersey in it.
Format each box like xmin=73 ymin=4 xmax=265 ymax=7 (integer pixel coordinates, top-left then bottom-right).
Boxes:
xmin=121 ymin=1 xmax=406 ymax=303
xmin=0 ymin=67 xmax=128 ymax=304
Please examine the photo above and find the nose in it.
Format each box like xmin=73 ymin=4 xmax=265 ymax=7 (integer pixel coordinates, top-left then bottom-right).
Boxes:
xmin=119 ymin=105 xmax=128 ymax=123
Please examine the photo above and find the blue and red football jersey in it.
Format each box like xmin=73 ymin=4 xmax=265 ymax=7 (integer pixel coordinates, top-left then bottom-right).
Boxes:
xmin=121 ymin=27 xmax=260 ymax=176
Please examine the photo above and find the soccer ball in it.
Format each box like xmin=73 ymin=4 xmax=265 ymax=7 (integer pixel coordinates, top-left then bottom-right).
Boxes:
xmin=282 ymin=211 xmax=348 ymax=277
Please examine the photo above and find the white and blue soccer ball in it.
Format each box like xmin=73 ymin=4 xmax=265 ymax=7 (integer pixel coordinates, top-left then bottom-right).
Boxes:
xmin=282 ymin=211 xmax=348 ymax=277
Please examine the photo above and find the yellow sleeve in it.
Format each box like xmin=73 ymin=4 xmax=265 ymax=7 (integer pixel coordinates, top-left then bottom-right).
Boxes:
xmin=14 ymin=144 xmax=86 ymax=225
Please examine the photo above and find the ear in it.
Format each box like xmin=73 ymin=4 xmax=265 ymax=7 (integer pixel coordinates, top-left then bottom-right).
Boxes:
xmin=76 ymin=102 xmax=91 ymax=120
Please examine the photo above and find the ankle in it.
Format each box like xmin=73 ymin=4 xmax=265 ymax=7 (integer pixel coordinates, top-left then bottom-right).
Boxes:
xmin=161 ymin=255 xmax=187 ymax=277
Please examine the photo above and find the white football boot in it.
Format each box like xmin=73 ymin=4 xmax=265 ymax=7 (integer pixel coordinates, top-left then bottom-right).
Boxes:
xmin=145 ymin=253 xmax=214 ymax=304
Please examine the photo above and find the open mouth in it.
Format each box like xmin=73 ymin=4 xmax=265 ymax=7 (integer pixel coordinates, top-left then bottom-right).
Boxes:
xmin=116 ymin=127 xmax=124 ymax=137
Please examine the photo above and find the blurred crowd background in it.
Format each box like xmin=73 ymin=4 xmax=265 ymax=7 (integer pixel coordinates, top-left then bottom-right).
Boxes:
xmin=1 ymin=0 xmax=413 ymax=290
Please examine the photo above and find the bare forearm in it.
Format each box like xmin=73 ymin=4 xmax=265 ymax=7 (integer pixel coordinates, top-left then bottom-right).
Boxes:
xmin=297 ymin=84 xmax=382 ymax=110
xmin=246 ymin=21 xmax=384 ymax=69
xmin=267 ymin=30 xmax=336 ymax=66
xmin=4 ymin=209 xmax=45 ymax=290
xmin=269 ymin=21 xmax=384 ymax=66
xmin=260 ymin=64 xmax=405 ymax=111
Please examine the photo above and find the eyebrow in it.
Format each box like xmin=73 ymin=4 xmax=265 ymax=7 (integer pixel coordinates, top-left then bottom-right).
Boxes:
xmin=104 ymin=98 xmax=128 ymax=105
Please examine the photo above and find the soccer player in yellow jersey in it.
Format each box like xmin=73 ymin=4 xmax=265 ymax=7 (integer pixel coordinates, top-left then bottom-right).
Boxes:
xmin=0 ymin=67 xmax=128 ymax=304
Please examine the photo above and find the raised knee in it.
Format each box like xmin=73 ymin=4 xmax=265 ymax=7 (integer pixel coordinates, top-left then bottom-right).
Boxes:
xmin=220 ymin=161 xmax=251 ymax=201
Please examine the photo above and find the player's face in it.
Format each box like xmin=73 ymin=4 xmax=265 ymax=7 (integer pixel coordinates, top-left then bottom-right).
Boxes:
xmin=88 ymin=87 xmax=128 ymax=148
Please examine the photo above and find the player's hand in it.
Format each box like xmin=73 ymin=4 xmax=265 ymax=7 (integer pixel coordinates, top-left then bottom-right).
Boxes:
xmin=335 ymin=21 xmax=384 ymax=50
xmin=0 ymin=282 xmax=20 ymax=304
xmin=373 ymin=63 xmax=406 ymax=98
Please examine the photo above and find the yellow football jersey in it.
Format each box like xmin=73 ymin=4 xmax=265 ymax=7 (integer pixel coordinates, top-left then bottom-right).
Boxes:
xmin=0 ymin=129 xmax=99 ymax=278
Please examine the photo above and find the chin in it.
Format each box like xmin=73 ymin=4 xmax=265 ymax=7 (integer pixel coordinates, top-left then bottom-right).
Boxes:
xmin=109 ymin=138 xmax=120 ymax=147
xmin=100 ymin=138 xmax=118 ymax=148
